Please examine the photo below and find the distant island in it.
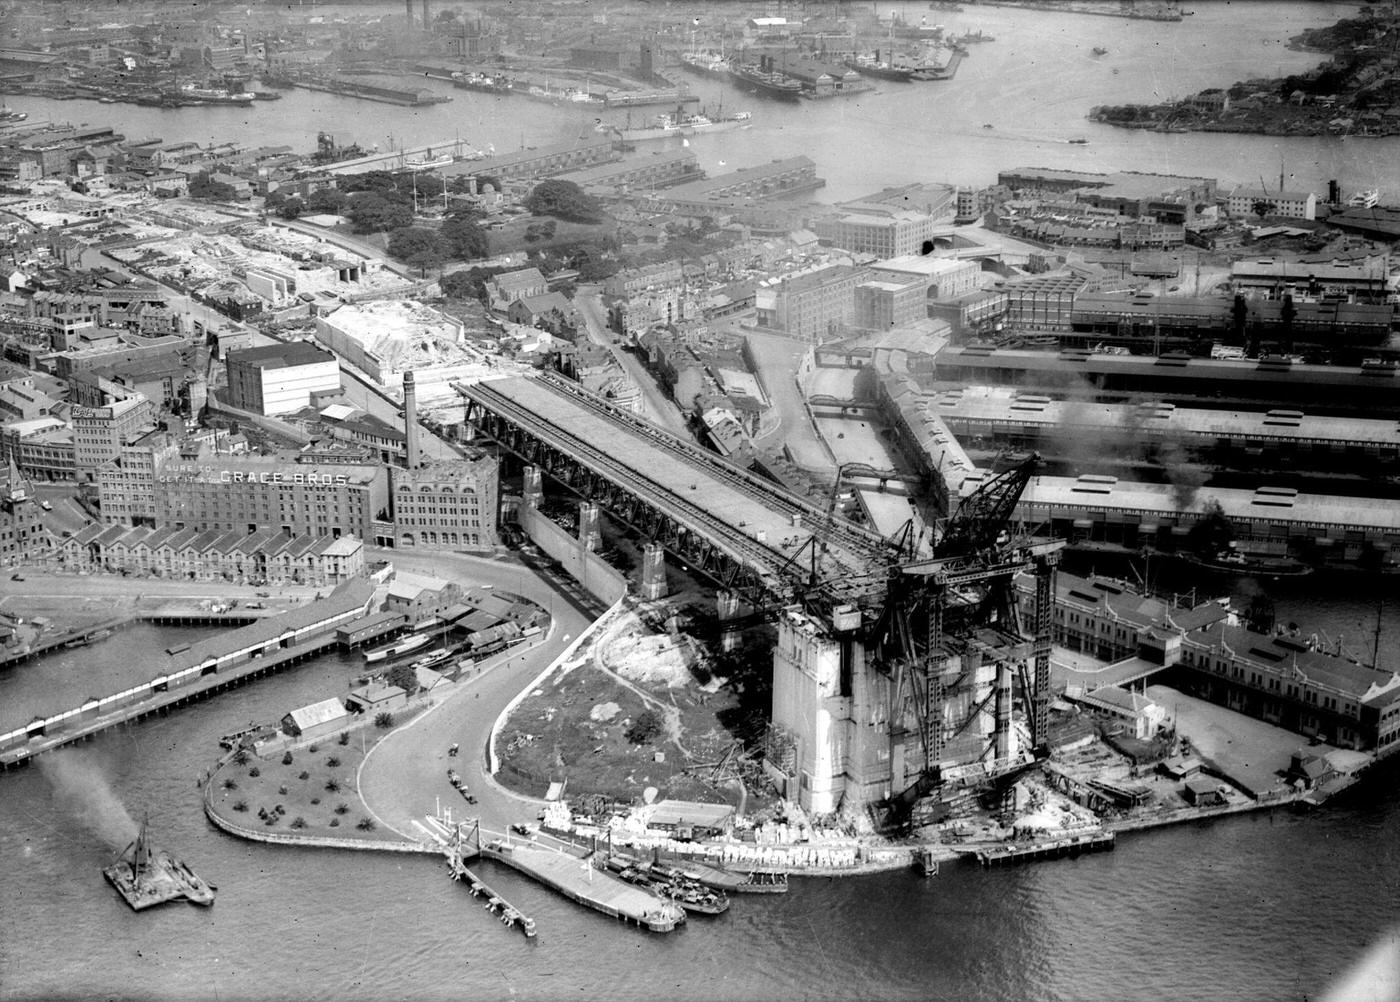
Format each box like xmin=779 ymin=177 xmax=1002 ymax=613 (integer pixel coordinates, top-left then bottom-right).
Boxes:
xmin=1090 ymin=7 xmax=1400 ymax=137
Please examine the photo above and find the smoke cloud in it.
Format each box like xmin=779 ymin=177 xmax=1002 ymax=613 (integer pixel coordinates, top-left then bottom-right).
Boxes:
xmin=37 ymin=750 xmax=140 ymax=849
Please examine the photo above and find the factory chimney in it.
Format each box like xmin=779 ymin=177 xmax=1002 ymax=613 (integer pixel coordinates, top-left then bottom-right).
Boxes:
xmin=404 ymin=0 xmax=414 ymax=30
xmin=422 ymin=0 xmax=430 ymax=30
xmin=403 ymin=371 xmax=421 ymax=469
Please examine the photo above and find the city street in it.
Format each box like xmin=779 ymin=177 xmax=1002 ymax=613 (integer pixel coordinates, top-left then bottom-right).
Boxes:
xmin=357 ymin=547 xmax=602 ymax=839
xmin=744 ymin=332 xmax=834 ymax=472
xmin=574 ymin=285 xmax=689 ymax=435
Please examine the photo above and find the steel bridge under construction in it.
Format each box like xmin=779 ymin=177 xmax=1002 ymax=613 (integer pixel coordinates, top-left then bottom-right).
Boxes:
xmin=456 ymin=372 xmax=1060 ymax=823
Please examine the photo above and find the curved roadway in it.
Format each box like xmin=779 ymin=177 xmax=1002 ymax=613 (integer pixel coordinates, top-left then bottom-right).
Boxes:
xmin=356 ymin=548 xmax=601 ymax=842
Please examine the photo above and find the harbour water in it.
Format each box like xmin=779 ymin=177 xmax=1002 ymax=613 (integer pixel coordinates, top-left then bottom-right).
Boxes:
xmin=6 ymin=3 xmax=1400 ymax=999
xmin=1 ymin=574 xmax=1398 ymax=1001
xmin=9 ymin=3 xmax=1394 ymax=200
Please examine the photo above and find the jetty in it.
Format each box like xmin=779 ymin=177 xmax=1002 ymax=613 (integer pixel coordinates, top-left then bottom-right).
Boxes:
xmin=481 ymin=838 xmax=685 ymax=933
xmin=447 ymin=852 xmax=537 ymax=937
xmin=0 ymin=582 xmax=376 ymax=768
xmin=420 ymin=813 xmax=537 ymax=938
xmin=973 ymin=830 xmax=1115 ymax=867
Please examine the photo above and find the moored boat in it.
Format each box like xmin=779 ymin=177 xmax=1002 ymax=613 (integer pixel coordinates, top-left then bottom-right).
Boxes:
xmin=403 ymin=152 xmax=453 ymax=171
xmin=363 ymin=633 xmax=430 ymax=663
xmin=679 ymin=52 xmax=730 ymax=79
xmin=610 ymin=107 xmax=752 ymax=142
xmin=603 ymin=853 xmax=729 ymax=914
xmin=727 ymin=58 xmax=803 ymax=102
xmin=844 ymin=54 xmax=915 ymax=82
xmin=409 ymin=647 xmax=454 ymax=671
xmin=1170 ymin=549 xmax=1314 ymax=578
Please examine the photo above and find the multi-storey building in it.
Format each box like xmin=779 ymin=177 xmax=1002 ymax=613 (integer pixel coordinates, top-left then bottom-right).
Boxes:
xmin=391 ymin=456 xmax=499 ymax=552
xmin=1016 ymin=570 xmax=1400 ymax=752
xmin=72 ymin=394 xmax=155 ymax=479
xmin=853 ymin=278 xmax=927 ymax=331
xmin=225 ymin=342 xmax=341 ymax=416
xmin=1 ymin=418 xmax=75 ymax=481
xmin=813 ymin=204 xmax=948 ymax=259
xmin=0 ymin=456 xmax=46 ymax=568
xmin=755 ymin=264 xmax=868 ymax=343
xmin=870 ymin=255 xmax=982 ymax=301
xmin=1227 ymin=186 xmax=1317 ymax=221
xmin=1002 ymin=272 xmax=1088 ymax=330
xmin=97 ymin=431 xmax=182 ymax=526
xmin=147 ymin=452 xmax=389 ymax=541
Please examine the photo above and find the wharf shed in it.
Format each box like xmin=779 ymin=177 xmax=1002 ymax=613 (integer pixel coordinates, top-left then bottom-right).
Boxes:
xmin=928 ymin=345 xmax=1400 ymax=420
xmin=281 ymin=696 xmax=350 ymax=741
xmin=1182 ymin=778 xmax=1226 ymax=807
xmin=335 ymin=610 xmax=408 ymax=648
xmin=1068 ymin=292 xmax=1393 ymax=351
xmin=0 ymin=580 xmax=377 ymax=755
xmin=646 ymin=799 xmax=734 ymax=839
xmin=1011 ymin=474 xmax=1400 ymax=568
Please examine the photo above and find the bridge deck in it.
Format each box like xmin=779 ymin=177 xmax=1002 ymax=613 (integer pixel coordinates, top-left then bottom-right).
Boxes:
xmin=468 ymin=376 xmax=881 ymax=586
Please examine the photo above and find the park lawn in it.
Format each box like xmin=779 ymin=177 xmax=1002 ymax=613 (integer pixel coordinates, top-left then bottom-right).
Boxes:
xmin=206 ymin=713 xmax=422 ymax=842
xmin=487 ymin=214 xmax=614 ymax=257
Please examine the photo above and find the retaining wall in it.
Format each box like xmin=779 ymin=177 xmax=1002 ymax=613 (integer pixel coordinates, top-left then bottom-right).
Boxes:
xmin=518 ymin=505 xmax=628 ymax=606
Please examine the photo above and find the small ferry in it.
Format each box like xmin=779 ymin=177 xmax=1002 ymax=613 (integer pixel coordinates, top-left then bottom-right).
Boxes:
xmin=363 ymin=633 xmax=430 ymax=663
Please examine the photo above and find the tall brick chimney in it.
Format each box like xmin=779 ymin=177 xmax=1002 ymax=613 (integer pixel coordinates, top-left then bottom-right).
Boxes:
xmin=403 ymin=371 xmax=421 ymax=469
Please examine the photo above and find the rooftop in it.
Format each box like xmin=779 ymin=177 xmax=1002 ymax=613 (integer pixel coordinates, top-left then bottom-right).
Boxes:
xmin=228 ymin=341 xmax=337 ymax=370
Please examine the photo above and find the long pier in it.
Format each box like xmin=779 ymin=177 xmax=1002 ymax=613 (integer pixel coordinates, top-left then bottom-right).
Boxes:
xmin=0 ymin=583 xmax=375 ymax=768
xmin=480 ymin=838 xmax=686 ymax=933
xmin=973 ymin=830 xmax=1115 ymax=867
xmin=0 ymin=614 xmax=132 ymax=670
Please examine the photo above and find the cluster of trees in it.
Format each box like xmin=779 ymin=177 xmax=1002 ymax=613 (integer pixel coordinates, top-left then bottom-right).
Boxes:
xmin=386 ymin=208 xmax=491 ymax=277
xmin=264 ymin=185 xmax=350 ymax=221
xmin=523 ymin=179 xmax=604 ymax=224
xmin=263 ymin=168 xmax=495 ymax=277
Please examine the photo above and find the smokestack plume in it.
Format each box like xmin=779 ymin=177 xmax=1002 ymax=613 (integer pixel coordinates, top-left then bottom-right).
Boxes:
xmin=38 ymin=750 xmax=139 ymax=849
xmin=403 ymin=371 xmax=421 ymax=469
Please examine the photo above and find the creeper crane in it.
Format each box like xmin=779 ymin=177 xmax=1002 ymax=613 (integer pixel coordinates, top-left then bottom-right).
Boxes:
xmin=868 ymin=454 xmax=1062 ymax=823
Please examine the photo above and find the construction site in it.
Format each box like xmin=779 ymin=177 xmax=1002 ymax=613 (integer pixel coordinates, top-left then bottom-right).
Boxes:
xmin=469 ymin=366 xmax=1386 ymax=868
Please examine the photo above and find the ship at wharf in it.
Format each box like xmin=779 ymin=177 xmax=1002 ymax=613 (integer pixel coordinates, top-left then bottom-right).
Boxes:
xmin=479 ymin=836 xmax=686 ymax=933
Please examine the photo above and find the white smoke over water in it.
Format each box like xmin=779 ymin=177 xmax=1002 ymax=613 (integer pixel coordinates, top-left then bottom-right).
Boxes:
xmin=37 ymin=750 xmax=140 ymax=849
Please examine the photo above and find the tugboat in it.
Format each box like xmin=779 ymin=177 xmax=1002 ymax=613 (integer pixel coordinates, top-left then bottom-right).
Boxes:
xmin=103 ymin=816 xmax=215 ymax=911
